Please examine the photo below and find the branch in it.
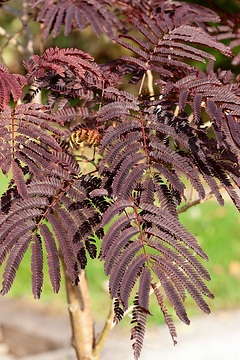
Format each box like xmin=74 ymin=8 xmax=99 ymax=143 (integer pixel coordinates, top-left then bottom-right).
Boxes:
xmin=0 ymin=26 xmax=25 ymax=55
xmin=21 ymin=0 xmax=34 ymax=58
xmin=177 ymin=189 xmax=224 ymax=214
xmin=93 ymin=299 xmax=115 ymax=357
xmin=0 ymin=1 xmax=35 ymax=61
xmin=146 ymin=70 xmax=154 ymax=97
xmin=0 ymin=5 xmax=21 ymax=17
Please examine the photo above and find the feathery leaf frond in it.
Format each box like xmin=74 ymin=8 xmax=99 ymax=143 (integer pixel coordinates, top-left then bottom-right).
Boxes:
xmin=0 ymin=63 xmax=26 ymax=111
xmin=0 ymin=2 xmax=240 ymax=359
xmin=31 ymin=0 xmax=122 ymax=38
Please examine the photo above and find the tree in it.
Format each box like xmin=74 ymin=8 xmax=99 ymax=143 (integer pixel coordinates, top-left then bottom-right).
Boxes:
xmin=0 ymin=0 xmax=239 ymax=359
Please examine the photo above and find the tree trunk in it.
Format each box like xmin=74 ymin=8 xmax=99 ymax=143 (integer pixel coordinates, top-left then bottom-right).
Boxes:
xmin=64 ymin=270 xmax=99 ymax=360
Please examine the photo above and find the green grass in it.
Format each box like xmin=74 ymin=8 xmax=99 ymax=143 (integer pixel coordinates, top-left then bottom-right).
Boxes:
xmin=179 ymin=199 xmax=240 ymax=313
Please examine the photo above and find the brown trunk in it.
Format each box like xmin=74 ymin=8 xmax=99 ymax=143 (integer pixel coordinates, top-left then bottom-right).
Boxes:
xmin=64 ymin=270 xmax=99 ymax=360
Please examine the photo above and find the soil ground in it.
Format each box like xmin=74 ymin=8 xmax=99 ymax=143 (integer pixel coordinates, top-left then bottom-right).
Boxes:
xmin=0 ymin=298 xmax=240 ymax=360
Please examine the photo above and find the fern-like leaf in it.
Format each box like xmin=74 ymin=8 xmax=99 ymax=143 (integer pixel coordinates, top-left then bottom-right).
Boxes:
xmin=31 ymin=234 xmax=44 ymax=299
xmin=31 ymin=0 xmax=122 ymax=38
xmin=113 ymin=297 xmax=124 ymax=324
xmin=152 ymin=283 xmax=177 ymax=345
xmin=1 ymin=234 xmax=31 ymax=295
xmin=152 ymin=263 xmax=189 ymax=324
xmin=109 ymin=241 xmax=142 ymax=299
xmin=0 ymin=63 xmax=26 ymax=111
xmin=0 ymin=103 xmax=79 ymax=194
xmin=130 ymin=295 xmax=148 ymax=360
xmin=47 ymin=213 xmax=79 ymax=285
xmin=115 ymin=3 xmax=232 ymax=77
xmin=120 ymin=254 xmax=146 ymax=310
xmin=11 ymin=160 xmax=28 ymax=199
xmin=149 ymin=137 xmax=205 ymax=199
xmin=138 ymin=267 xmax=151 ymax=314
xmin=103 ymin=225 xmax=139 ymax=275
xmin=40 ymin=224 xmax=61 ymax=293
xmin=24 ymin=47 xmax=104 ymax=102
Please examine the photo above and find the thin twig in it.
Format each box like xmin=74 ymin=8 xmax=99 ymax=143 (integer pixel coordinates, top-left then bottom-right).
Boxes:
xmin=138 ymin=72 xmax=146 ymax=96
xmin=1 ymin=5 xmax=21 ymax=17
xmin=93 ymin=299 xmax=115 ymax=357
xmin=177 ymin=189 xmax=224 ymax=214
xmin=146 ymin=70 xmax=154 ymax=97
xmin=0 ymin=26 xmax=25 ymax=55
xmin=22 ymin=0 xmax=34 ymax=58
xmin=0 ymin=1 xmax=34 ymax=60
xmin=189 ymin=184 xmax=195 ymax=203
